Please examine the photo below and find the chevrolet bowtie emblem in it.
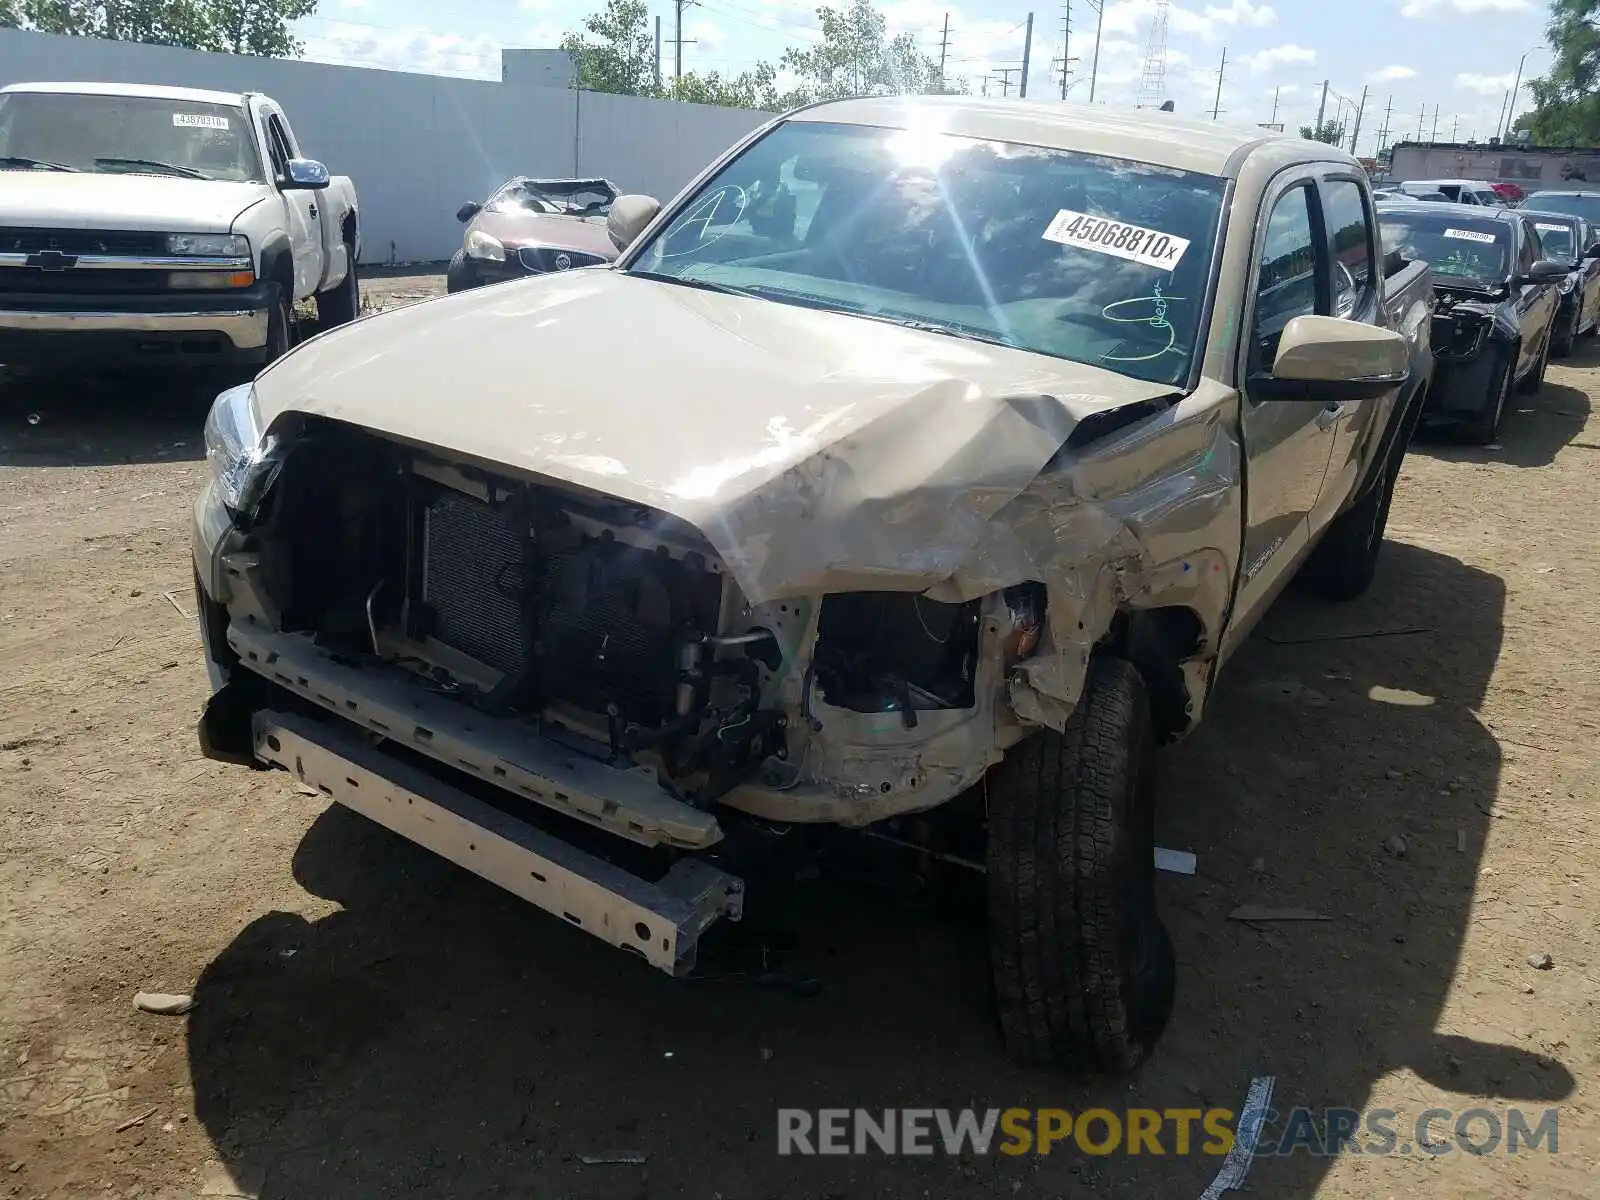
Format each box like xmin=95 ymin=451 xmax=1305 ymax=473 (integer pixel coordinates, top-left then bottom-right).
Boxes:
xmin=26 ymin=249 xmax=78 ymax=271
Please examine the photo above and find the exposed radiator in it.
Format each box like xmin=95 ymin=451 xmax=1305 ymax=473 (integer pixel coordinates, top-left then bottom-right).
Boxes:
xmin=421 ymin=490 xmax=528 ymax=677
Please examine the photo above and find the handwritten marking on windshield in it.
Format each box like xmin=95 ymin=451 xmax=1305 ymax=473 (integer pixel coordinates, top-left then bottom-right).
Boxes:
xmin=1099 ymin=282 xmax=1184 ymax=363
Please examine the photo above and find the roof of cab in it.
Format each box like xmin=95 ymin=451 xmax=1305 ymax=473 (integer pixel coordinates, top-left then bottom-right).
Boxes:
xmin=0 ymin=81 xmax=248 ymax=107
xmin=786 ymin=94 xmax=1332 ymax=177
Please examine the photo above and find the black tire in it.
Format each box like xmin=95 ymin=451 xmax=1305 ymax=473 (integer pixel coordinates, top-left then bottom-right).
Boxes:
xmin=1300 ymin=450 xmax=1399 ymax=601
xmin=263 ymin=283 xmax=292 ymax=365
xmin=986 ymin=656 xmax=1174 ymax=1074
xmin=1517 ymin=327 xmax=1550 ymax=395
xmin=1553 ymin=302 xmax=1578 ymax=358
xmin=446 ymin=250 xmax=476 ymax=294
xmin=1461 ymin=349 xmax=1513 ymax=445
xmin=316 ymin=252 xmax=360 ymax=331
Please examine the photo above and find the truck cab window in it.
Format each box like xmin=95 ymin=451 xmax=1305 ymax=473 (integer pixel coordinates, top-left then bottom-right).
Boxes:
xmin=1323 ymin=179 xmax=1374 ymax=318
xmin=1251 ymin=183 xmax=1323 ymax=370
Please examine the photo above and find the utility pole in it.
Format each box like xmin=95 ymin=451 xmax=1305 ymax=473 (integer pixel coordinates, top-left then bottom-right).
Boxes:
xmin=654 ymin=16 xmax=662 ymax=89
xmin=1431 ymin=104 xmax=1439 ymax=142
xmin=998 ymin=67 xmax=1020 ymax=96
xmin=938 ymin=12 xmax=950 ymax=90
xmin=1209 ymin=46 xmax=1226 ymax=120
xmin=671 ymin=0 xmax=697 ymax=80
xmin=981 ymin=74 xmax=991 ymax=97
xmin=1451 ymin=114 xmax=1459 ymax=141
xmin=1315 ymin=79 xmax=1328 ymax=135
xmin=1269 ymin=85 xmax=1279 ymax=126
xmin=1507 ymin=51 xmax=1528 ymax=135
xmin=1019 ymin=12 xmax=1034 ymax=98
xmin=1088 ymin=0 xmax=1105 ymax=102
xmin=1495 ymin=89 xmax=1510 ymax=140
xmin=1350 ymin=84 xmax=1367 ymax=155
xmin=1375 ymin=94 xmax=1392 ymax=152
xmin=1416 ymin=103 xmax=1425 ymax=141
xmin=1059 ymin=1 xmax=1071 ymax=100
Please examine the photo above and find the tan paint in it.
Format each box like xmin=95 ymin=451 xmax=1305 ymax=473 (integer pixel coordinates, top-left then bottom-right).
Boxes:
xmin=215 ymin=99 xmax=1407 ymax=825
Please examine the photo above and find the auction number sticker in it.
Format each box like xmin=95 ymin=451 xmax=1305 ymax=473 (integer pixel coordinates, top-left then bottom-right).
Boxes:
xmin=1042 ymin=208 xmax=1190 ymax=271
xmin=1443 ymin=227 xmax=1497 ymax=244
xmin=172 ymin=113 xmax=230 ymax=130
xmin=1535 ymin=222 xmax=1568 ymax=233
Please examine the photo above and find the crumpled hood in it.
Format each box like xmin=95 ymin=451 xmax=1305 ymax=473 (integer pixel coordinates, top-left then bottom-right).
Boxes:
xmin=469 ymin=209 xmax=617 ymax=259
xmin=256 ymin=269 xmax=1179 ymax=602
xmin=0 ymin=171 xmax=270 ymax=233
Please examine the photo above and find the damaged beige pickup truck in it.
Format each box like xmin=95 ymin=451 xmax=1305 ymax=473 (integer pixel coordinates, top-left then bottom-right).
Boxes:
xmin=192 ymin=97 xmax=1433 ymax=1073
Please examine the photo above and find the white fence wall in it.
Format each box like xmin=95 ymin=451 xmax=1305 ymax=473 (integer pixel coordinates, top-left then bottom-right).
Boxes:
xmin=0 ymin=28 xmax=773 ymax=263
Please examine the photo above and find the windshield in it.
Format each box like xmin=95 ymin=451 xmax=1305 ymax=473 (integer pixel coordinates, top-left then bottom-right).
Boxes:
xmin=1529 ymin=217 xmax=1579 ymax=261
xmin=0 ymin=91 xmax=262 ymax=181
xmin=1473 ymin=190 xmax=1504 ymax=206
xmin=492 ymin=179 xmax=615 ymax=217
xmin=624 ymin=120 xmax=1227 ymax=387
xmin=1380 ymin=213 xmax=1510 ymax=287
xmin=1524 ymin=193 xmax=1600 ymax=222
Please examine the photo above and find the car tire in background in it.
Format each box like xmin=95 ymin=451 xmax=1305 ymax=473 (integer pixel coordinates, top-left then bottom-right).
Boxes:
xmin=985 ymin=655 xmax=1175 ymax=1074
xmin=446 ymin=250 xmax=476 ymax=294
xmin=1517 ymin=328 xmax=1551 ymax=395
xmin=1553 ymin=303 xmax=1579 ymax=358
xmin=1300 ymin=449 xmax=1400 ymax=600
xmin=316 ymin=253 xmax=361 ymax=332
xmin=263 ymin=283 xmax=292 ymax=366
xmin=1461 ymin=349 xmax=1514 ymax=445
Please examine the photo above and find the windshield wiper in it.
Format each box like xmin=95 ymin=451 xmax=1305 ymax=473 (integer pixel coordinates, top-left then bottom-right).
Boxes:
xmin=625 ymin=270 xmax=764 ymax=299
xmin=94 ymin=157 xmax=211 ymax=180
xmin=872 ymin=314 xmax=1020 ymax=350
xmin=0 ymin=155 xmax=79 ymax=172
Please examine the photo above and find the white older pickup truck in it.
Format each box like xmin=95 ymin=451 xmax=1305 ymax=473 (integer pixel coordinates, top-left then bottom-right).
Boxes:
xmin=192 ymin=98 xmax=1433 ymax=1074
xmin=0 ymin=81 xmax=359 ymax=372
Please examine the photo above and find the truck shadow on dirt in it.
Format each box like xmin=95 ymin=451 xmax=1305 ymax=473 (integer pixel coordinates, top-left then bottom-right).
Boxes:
xmin=184 ymin=541 xmax=1574 ymax=1199
xmin=0 ymin=370 xmax=219 ymax=468
xmin=1413 ymin=380 xmax=1590 ymax=469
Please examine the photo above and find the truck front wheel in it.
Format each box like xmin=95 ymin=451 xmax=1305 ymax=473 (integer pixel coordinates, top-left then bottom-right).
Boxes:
xmin=985 ymin=656 xmax=1175 ymax=1074
xmin=316 ymin=254 xmax=361 ymax=331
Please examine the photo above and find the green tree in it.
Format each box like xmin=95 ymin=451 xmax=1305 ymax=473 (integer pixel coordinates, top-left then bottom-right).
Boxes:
xmin=2 ymin=0 xmax=20 ymax=26
xmin=559 ymin=0 xmax=661 ymax=97
xmin=21 ymin=0 xmax=316 ymax=55
xmin=780 ymin=0 xmax=958 ymax=100
xmin=1298 ymin=118 xmax=1346 ymax=145
xmin=666 ymin=63 xmax=807 ymax=110
xmin=1519 ymin=0 xmax=1600 ymax=145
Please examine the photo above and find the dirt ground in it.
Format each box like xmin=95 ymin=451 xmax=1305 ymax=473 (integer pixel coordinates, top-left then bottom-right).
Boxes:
xmin=1 ymin=269 xmax=1595 ymax=1199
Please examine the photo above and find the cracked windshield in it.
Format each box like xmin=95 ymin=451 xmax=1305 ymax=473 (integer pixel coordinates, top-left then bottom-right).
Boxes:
xmin=0 ymin=91 xmax=264 ymax=182
xmin=625 ymin=120 xmax=1226 ymax=387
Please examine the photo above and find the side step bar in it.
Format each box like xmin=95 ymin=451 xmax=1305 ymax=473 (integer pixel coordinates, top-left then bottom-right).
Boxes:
xmin=253 ymin=710 xmax=744 ymax=976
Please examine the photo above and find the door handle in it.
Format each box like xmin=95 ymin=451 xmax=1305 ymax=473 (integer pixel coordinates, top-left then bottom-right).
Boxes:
xmin=1315 ymin=403 xmax=1345 ymax=431
xmin=307 ymin=203 xmax=318 ymax=219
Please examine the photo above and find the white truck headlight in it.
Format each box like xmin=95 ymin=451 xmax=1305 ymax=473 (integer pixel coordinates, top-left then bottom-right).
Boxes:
xmin=168 ymin=233 xmax=250 ymax=258
xmin=204 ymin=384 xmax=283 ymax=514
xmin=464 ymin=229 xmax=506 ymax=262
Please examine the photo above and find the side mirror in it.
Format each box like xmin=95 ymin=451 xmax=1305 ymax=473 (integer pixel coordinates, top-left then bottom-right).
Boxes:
xmin=1520 ymin=258 xmax=1570 ymax=283
xmin=280 ymin=158 xmax=330 ymax=191
xmin=1584 ymin=243 xmax=1600 ymax=259
xmin=456 ymin=201 xmax=482 ymax=223
xmin=1252 ymin=314 xmax=1410 ymax=403
xmin=607 ymin=194 xmax=662 ymax=252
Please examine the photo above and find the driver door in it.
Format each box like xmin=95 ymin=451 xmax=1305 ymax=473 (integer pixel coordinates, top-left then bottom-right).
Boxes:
xmin=253 ymin=100 xmax=322 ymax=299
xmin=1223 ymin=175 xmax=1340 ymax=653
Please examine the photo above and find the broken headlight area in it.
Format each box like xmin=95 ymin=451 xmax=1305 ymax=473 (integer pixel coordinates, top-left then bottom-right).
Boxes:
xmin=1429 ymin=301 xmax=1495 ymax=363
xmin=203 ymin=384 xmax=286 ymax=517
xmin=807 ymin=583 xmax=1045 ymax=728
xmin=228 ymin=422 xmax=796 ymax=808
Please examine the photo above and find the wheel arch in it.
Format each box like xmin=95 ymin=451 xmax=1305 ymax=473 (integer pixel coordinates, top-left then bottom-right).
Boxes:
xmin=1101 ymin=606 xmax=1207 ymax=744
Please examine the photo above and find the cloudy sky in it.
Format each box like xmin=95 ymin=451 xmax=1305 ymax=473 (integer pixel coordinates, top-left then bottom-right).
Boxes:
xmin=293 ymin=0 xmax=1551 ymax=156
